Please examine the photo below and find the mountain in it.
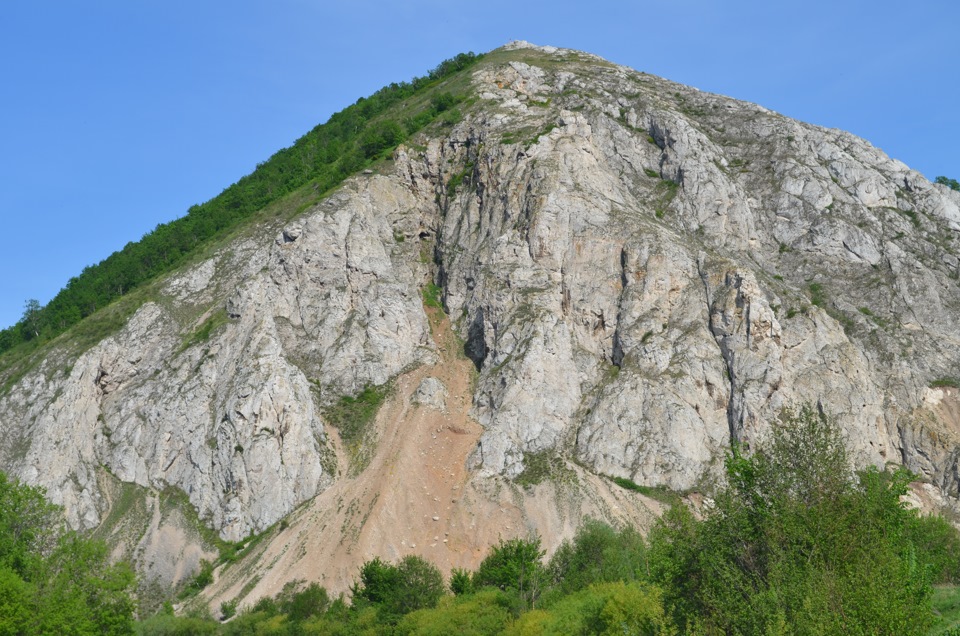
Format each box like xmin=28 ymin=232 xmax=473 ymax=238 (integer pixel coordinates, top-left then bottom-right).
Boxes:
xmin=1 ymin=41 xmax=959 ymax=610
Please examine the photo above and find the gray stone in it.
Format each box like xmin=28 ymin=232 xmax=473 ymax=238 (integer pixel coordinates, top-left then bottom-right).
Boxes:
xmin=413 ymin=377 xmax=448 ymax=411
xmin=2 ymin=42 xmax=960 ymax=588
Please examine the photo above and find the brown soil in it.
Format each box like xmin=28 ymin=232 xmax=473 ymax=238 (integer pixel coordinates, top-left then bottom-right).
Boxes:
xmin=204 ymin=306 xmax=662 ymax=608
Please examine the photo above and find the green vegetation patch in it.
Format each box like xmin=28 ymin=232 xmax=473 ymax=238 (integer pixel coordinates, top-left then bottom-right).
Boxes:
xmin=808 ymin=281 xmax=827 ymax=307
xmin=931 ymin=377 xmax=960 ymax=389
xmin=607 ymin=475 xmax=679 ymax=505
xmin=653 ymin=176 xmax=679 ymax=219
xmin=515 ymin=450 xmax=576 ymax=488
xmin=936 ymin=175 xmax=960 ymax=191
xmin=0 ymin=52 xmax=484 ymax=361
xmin=421 ymin=282 xmax=444 ymax=310
xmin=932 ymin=585 xmax=960 ymax=634
xmin=446 ymin=160 xmax=475 ymax=198
xmin=180 ymin=309 xmax=229 ymax=352
xmin=323 ymin=383 xmax=391 ymax=469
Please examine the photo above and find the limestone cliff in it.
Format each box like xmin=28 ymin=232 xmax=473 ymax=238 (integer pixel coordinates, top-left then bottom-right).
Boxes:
xmin=2 ymin=41 xmax=960 ymax=600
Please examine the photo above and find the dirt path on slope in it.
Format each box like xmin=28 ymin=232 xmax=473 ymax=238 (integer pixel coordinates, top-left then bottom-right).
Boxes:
xmin=206 ymin=305 xmax=663 ymax=606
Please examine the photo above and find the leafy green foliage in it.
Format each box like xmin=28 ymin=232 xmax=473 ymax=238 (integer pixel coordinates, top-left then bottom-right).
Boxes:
xmin=932 ymin=585 xmax=960 ymax=634
xmin=547 ymin=519 xmax=649 ymax=596
xmin=450 ymin=567 xmax=473 ymax=596
xmin=808 ymin=281 xmax=827 ymax=307
xmin=180 ymin=559 xmax=214 ymax=597
xmin=353 ymin=555 xmax=446 ymax=622
xmin=936 ymin=176 xmax=960 ymax=191
xmin=396 ymin=588 xmax=513 ymax=635
xmin=323 ymin=383 xmax=390 ymax=453
xmin=607 ymin=475 xmax=678 ymax=504
xmin=473 ymin=536 xmax=547 ymax=610
xmin=504 ymin=581 xmax=676 ymax=636
xmin=0 ymin=471 xmax=136 ymax=635
xmin=649 ymin=405 xmax=942 ymax=634
xmin=446 ymin=160 xmax=475 ymax=198
xmin=422 ymin=282 xmax=444 ymax=310
xmin=0 ymin=51 xmax=483 ymax=360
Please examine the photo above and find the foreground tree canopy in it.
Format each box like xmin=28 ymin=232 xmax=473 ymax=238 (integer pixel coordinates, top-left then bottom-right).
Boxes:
xmin=134 ymin=405 xmax=960 ymax=635
xmin=0 ymin=472 xmax=136 ymax=635
xmin=2 ymin=407 xmax=957 ymax=633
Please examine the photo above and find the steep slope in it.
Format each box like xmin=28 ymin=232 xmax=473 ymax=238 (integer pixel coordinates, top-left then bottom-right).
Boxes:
xmin=2 ymin=41 xmax=960 ymax=603
xmin=202 ymin=305 xmax=659 ymax=604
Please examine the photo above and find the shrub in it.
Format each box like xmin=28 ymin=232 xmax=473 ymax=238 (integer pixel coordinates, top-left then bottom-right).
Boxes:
xmin=395 ymin=589 xmax=513 ymax=636
xmin=450 ymin=567 xmax=473 ymax=596
xmin=504 ymin=581 xmax=676 ymax=636
xmin=323 ymin=383 xmax=390 ymax=450
xmin=547 ymin=519 xmax=648 ymax=595
xmin=648 ymin=405 xmax=941 ymax=633
xmin=936 ymin=175 xmax=960 ymax=191
xmin=353 ymin=555 xmax=445 ymax=621
xmin=360 ymin=119 xmax=405 ymax=158
xmin=473 ymin=536 xmax=547 ymax=609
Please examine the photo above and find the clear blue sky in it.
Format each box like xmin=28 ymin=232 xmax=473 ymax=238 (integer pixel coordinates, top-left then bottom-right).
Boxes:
xmin=1 ymin=1 xmax=957 ymax=329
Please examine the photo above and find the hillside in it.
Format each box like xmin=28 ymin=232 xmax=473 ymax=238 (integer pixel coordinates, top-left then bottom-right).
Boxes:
xmin=1 ymin=41 xmax=960 ymax=611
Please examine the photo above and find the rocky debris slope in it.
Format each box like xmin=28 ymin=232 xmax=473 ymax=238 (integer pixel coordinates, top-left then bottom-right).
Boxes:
xmin=1 ymin=41 xmax=959 ymax=593
xmin=201 ymin=308 xmax=660 ymax=603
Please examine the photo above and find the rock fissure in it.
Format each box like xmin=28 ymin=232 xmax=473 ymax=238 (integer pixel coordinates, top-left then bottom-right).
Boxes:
xmin=1 ymin=42 xmax=959 ymax=599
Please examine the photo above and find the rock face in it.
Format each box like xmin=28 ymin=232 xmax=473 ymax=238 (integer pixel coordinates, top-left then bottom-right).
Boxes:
xmin=413 ymin=377 xmax=448 ymax=411
xmin=2 ymin=41 xmax=960 ymax=590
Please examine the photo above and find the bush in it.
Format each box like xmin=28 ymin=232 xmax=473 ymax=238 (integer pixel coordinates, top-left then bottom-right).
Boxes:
xmin=547 ymin=519 xmax=648 ymax=595
xmin=360 ymin=119 xmax=405 ymax=158
xmin=322 ymin=383 xmax=390 ymax=451
xmin=282 ymin=581 xmax=330 ymax=621
xmin=648 ymin=405 xmax=941 ymax=634
xmin=395 ymin=589 xmax=513 ymax=636
xmin=450 ymin=567 xmax=472 ymax=596
xmin=353 ymin=555 xmax=445 ymax=621
xmin=504 ymin=581 xmax=676 ymax=636
xmin=473 ymin=536 xmax=547 ymax=610
xmin=936 ymin=175 xmax=960 ymax=191
xmin=185 ymin=559 xmax=214 ymax=593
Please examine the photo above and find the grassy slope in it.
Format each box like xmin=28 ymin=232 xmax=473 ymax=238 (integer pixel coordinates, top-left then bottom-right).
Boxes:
xmin=933 ymin=585 xmax=960 ymax=634
xmin=0 ymin=51 xmax=485 ymax=392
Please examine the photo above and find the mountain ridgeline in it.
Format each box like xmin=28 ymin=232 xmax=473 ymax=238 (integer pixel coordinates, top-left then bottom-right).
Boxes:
xmin=2 ymin=41 xmax=960 ymax=627
xmin=0 ymin=52 xmax=482 ymax=356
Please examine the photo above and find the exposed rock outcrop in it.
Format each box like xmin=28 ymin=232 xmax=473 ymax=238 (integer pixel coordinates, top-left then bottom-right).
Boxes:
xmin=2 ymin=41 xmax=959 ymax=597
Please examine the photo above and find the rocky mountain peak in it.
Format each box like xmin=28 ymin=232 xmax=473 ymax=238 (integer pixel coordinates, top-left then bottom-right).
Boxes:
xmin=2 ymin=42 xmax=959 ymax=602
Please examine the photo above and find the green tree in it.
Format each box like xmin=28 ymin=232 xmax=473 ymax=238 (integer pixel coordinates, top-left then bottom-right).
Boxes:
xmin=0 ymin=472 xmax=136 ymax=636
xmin=649 ymin=405 xmax=940 ymax=634
xmin=473 ymin=536 xmax=547 ymax=610
xmin=936 ymin=175 xmax=960 ymax=191
xmin=0 ymin=470 xmax=61 ymax=576
xmin=353 ymin=555 xmax=445 ymax=622
xmin=20 ymin=298 xmax=42 ymax=341
xmin=548 ymin=519 xmax=648 ymax=595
